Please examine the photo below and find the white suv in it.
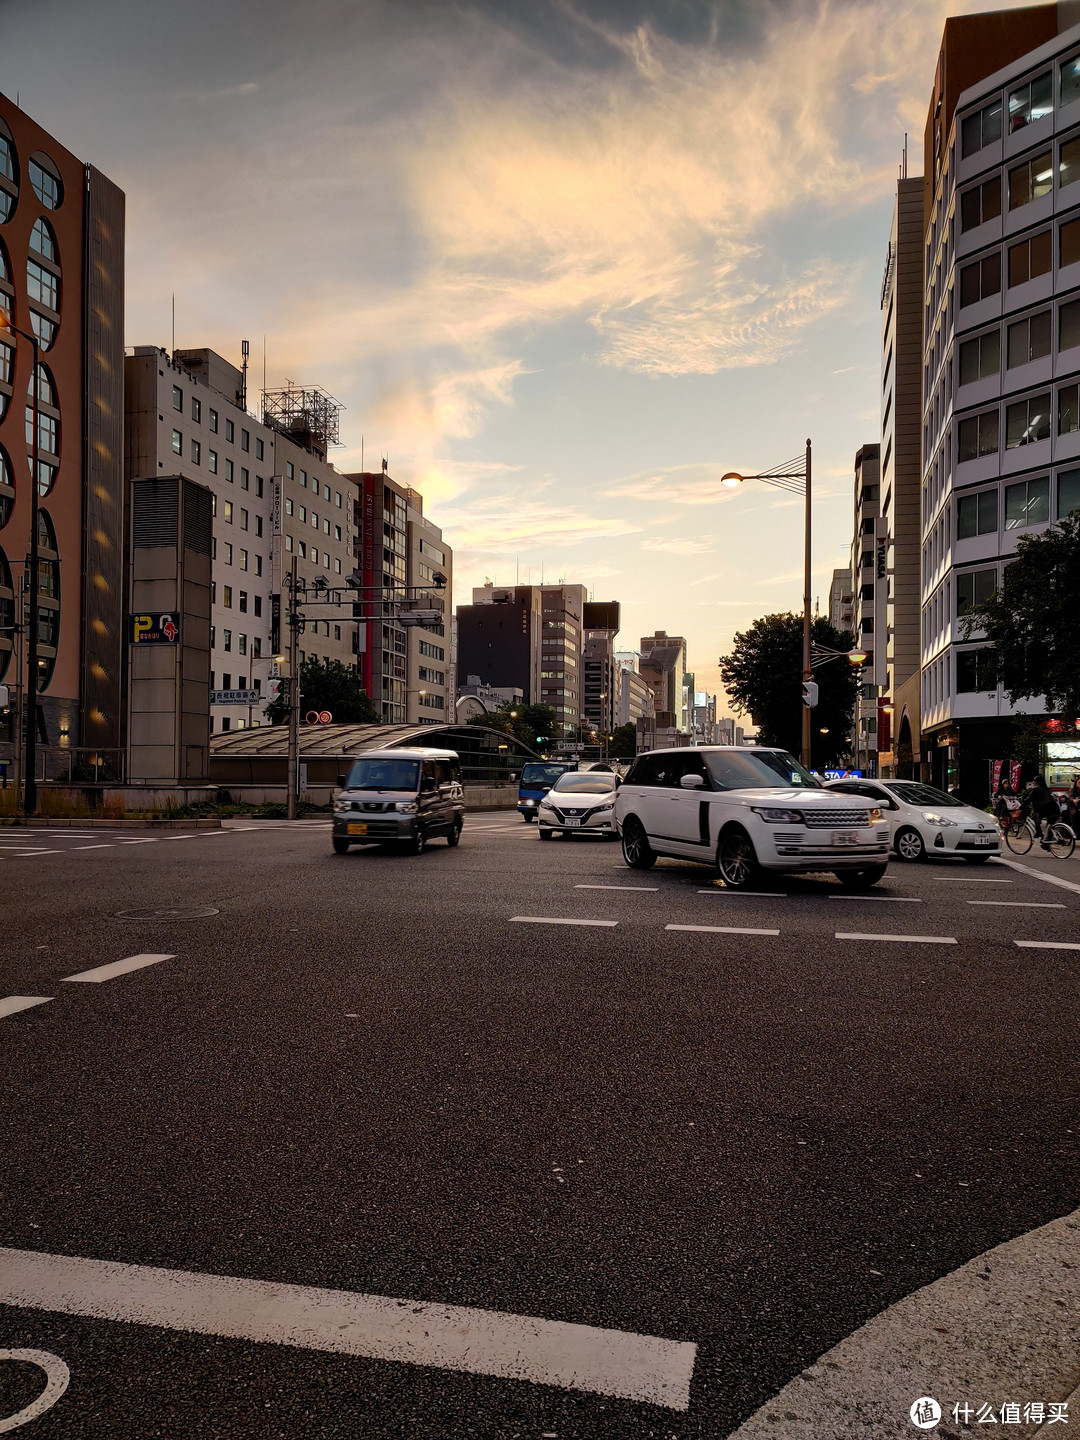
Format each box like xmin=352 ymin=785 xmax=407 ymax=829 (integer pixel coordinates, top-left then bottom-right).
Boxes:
xmin=614 ymin=746 xmax=891 ymax=889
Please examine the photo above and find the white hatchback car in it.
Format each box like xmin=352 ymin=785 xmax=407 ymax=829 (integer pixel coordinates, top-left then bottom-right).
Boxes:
xmin=537 ymin=770 xmax=620 ymax=840
xmin=825 ymin=778 xmax=1001 ymax=863
xmin=615 ymin=746 xmax=891 ymax=889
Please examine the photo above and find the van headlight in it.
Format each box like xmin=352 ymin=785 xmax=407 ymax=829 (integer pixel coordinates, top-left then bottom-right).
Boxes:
xmin=523 ymin=798 xmax=536 ymax=807
xmin=396 ymin=802 xmax=418 ymax=813
xmin=333 ymin=799 xmax=351 ymax=813
xmin=751 ymin=807 xmax=804 ymax=823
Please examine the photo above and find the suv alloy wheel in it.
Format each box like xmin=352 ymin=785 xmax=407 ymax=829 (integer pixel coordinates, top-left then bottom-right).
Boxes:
xmin=621 ymin=817 xmax=657 ymax=870
xmin=716 ymin=826 xmax=760 ymax=890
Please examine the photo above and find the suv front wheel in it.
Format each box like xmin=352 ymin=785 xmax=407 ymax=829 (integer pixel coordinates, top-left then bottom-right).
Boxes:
xmin=621 ymin=817 xmax=657 ymax=870
xmin=716 ymin=825 xmax=761 ymax=890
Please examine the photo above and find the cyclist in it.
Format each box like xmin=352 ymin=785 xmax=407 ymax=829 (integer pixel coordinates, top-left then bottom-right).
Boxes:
xmin=1021 ymin=774 xmax=1061 ymax=850
xmin=993 ymin=777 xmax=1016 ymax=826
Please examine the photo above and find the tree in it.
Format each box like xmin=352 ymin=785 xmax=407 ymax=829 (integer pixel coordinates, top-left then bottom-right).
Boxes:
xmin=265 ymin=656 xmax=380 ymax=726
xmin=468 ymin=701 xmax=556 ymax=751
xmin=718 ymin=613 xmax=860 ymax=769
xmin=965 ymin=516 xmax=1080 ymax=722
xmin=608 ymin=722 xmax=637 ymax=758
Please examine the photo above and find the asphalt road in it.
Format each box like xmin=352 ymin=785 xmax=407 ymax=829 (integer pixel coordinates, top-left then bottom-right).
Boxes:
xmin=1 ymin=815 xmax=1079 ymax=1437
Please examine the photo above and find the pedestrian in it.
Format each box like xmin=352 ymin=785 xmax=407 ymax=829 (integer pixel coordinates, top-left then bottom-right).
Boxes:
xmin=1023 ymin=774 xmax=1061 ymax=849
xmin=993 ymin=777 xmax=1015 ymax=825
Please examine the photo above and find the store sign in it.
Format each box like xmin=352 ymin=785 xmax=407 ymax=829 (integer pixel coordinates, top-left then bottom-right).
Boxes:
xmin=129 ymin=613 xmax=180 ymax=645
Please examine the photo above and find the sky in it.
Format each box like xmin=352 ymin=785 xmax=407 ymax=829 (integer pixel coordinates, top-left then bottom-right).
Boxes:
xmin=0 ymin=0 xmax=1037 ymax=708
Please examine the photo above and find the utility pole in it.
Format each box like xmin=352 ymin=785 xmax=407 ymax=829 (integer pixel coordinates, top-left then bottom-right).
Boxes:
xmin=801 ymin=437 xmax=813 ymax=772
xmin=286 ymin=554 xmax=300 ymax=820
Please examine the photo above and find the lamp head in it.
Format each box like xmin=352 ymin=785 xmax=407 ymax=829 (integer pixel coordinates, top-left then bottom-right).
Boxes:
xmin=720 ymin=472 xmax=744 ymax=489
xmin=847 ymin=648 xmax=868 ymax=666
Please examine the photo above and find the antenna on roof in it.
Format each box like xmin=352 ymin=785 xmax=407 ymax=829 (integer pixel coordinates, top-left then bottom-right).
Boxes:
xmin=240 ymin=339 xmax=250 ymax=412
xmin=171 ymin=293 xmax=175 ymax=354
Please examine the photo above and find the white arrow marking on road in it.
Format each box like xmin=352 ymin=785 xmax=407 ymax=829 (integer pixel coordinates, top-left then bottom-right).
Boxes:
xmin=0 ymin=1348 xmax=70 ymax=1433
xmin=0 ymin=1249 xmax=696 ymax=1410
xmin=61 ymin=954 xmax=175 ymax=985
xmin=510 ymin=917 xmax=618 ymax=928
xmin=834 ymin=933 xmax=957 ymax=944
xmin=666 ymin=924 xmax=779 ymax=936
xmin=0 ymin=997 xmax=53 ymax=1020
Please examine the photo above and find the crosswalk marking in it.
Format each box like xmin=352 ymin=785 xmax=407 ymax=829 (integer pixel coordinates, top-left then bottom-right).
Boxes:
xmin=61 ymin=954 xmax=175 ymax=985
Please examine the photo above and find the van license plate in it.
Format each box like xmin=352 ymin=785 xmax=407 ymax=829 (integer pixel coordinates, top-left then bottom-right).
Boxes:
xmin=832 ymin=830 xmax=859 ymax=846
xmin=346 ymin=823 xmax=368 ymax=835
xmin=564 ymin=819 xmax=582 ymax=828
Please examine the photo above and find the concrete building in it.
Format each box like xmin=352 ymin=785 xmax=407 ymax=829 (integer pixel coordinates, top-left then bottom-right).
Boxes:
xmin=638 ymin=630 xmax=689 ymax=735
xmin=347 ymin=468 xmax=452 ymax=726
xmin=455 ymin=584 xmax=544 ymax=709
xmin=125 ymin=348 xmax=364 ymax=737
xmin=878 ymin=172 xmax=926 ymax=779
xmin=849 ymin=445 xmax=885 ymax=775
xmin=692 ymin=690 xmax=718 ymax=745
xmin=920 ymin=5 xmax=1080 ymax=794
xmin=582 ymin=600 xmax=620 ymax=738
xmin=540 ymin=583 xmax=587 ymax=735
xmin=715 ymin=717 xmax=747 ymax=747
xmin=455 ymin=676 xmax=523 ymax=717
xmin=828 ymin=568 xmax=855 ymax=633
xmin=613 ymin=651 xmax=654 ymax=728
xmin=0 ymin=92 xmax=125 ymax=782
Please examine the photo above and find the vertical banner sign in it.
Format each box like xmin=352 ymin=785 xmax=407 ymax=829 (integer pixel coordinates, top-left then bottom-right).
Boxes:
xmin=271 ymin=476 xmax=283 ymax=598
xmin=1010 ymin=760 xmax=1022 ymax=791
xmin=992 ymin=759 xmax=1003 ymax=794
xmin=271 ymin=593 xmax=281 ymax=656
xmin=272 ymin=477 xmax=282 ymax=537
xmin=873 ymin=518 xmax=889 ymax=688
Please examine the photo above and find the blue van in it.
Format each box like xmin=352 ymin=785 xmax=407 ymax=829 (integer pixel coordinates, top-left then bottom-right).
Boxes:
xmin=518 ymin=761 xmax=577 ymax=821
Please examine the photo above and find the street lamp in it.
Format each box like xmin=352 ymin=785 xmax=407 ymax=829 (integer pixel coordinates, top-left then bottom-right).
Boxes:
xmin=720 ymin=439 xmax=813 ymax=768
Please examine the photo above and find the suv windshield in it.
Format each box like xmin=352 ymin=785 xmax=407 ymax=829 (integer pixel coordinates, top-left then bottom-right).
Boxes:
xmin=884 ymin=781 xmax=966 ymax=808
xmin=345 ymin=758 xmax=420 ymax=791
xmin=552 ymin=772 xmax=616 ymax=794
xmin=704 ymin=750 xmax=822 ymax=791
xmin=521 ymin=764 xmax=573 ymax=786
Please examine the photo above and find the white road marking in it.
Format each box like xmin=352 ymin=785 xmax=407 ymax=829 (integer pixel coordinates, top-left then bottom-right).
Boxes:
xmin=834 ymin=933 xmax=957 ymax=944
xmin=119 ymin=838 xmax=159 ymax=844
xmin=0 ymin=1348 xmax=70 ymax=1432
xmin=61 ymin=953 xmax=175 ymax=985
xmin=967 ymin=900 xmax=1066 ymax=908
xmin=995 ymin=857 xmax=1080 ymax=895
xmin=72 ymin=844 xmax=115 ymax=851
xmin=8 ymin=850 xmax=60 ymax=856
xmin=0 ymin=1248 xmax=696 ymax=1410
xmin=826 ymin=895 xmax=921 ymax=902
xmin=937 ymin=876 xmax=1012 ymax=883
xmin=0 ymin=996 xmax=53 ymax=1019
xmin=160 ymin=834 xmax=199 ymax=841
xmin=509 ymin=916 xmax=618 ymax=928
xmin=666 ymin=924 xmax=779 ymax=936
xmin=697 ymin=889 xmax=787 ymax=897
xmin=1015 ymin=940 xmax=1080 ymax=951
xmin=574 ymin=884 xmax=658 ymax=892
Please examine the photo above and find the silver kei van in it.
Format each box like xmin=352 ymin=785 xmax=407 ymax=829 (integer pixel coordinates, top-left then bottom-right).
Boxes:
xmin=332 ymin=748 xmax=465 ymax=855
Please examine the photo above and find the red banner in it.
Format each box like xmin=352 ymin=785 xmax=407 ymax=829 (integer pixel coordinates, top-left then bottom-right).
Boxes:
xmin=1010 ymin=760 xmax=1022 ymax=792
xmin=992 ymin=760 xmax=1003 ymax=793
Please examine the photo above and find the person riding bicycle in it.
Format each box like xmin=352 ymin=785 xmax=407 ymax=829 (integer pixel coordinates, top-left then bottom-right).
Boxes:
xmin=993 ymin=778 xmax=1015 ymax=824
xmin=1020 ymin=775 xmax=1061 ymax=849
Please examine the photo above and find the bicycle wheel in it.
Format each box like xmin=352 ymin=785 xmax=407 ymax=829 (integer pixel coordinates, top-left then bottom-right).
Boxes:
xmin=1048 ymin=823 xmax=1076 ymax=860
xmin=1005 ymin=818 xmax=1033 ymax=854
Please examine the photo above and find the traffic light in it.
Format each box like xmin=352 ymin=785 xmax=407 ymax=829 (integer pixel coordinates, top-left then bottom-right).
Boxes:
xmin=801 ymin=680 xmax=818 ymax=708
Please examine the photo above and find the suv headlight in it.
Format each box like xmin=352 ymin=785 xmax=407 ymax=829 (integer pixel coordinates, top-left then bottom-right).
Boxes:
xmin=751 ymin=807 xmax=804 ymax=823
xmin=396 ymin=802 xmax=418 ymax=814
xmin=923 ymin=812 xmax=956 ymax=827
xmin=869 ymin=807 xmax=883 ymax=823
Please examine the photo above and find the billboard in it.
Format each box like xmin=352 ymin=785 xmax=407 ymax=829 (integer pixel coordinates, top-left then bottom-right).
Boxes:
xmin=128 ymin=613 xmax=180 ymax=645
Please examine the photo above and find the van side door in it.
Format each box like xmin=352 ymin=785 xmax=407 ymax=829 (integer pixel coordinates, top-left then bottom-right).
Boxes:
xmin=419 ymin=759 xmax=442 ymax=831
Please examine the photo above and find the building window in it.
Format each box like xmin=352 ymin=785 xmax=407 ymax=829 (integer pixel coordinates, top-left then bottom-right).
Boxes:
xmin=223 ymin=586 xmax=234 ymax=608
xmin=239 ymin=550 xmax=248 ymax=571
xmin=285 ymin=534 xmax=293 ymax=552
xmin=28 ymin=155 xmax=62 ymax=209
xmin=240 ymin=467 xmax=249 ymax=490
xmin=1006 ymin=311 xmax=1051 ymax=367
xmin=418 ymin=640 xmax=445 ymax=661
xmin=224 ymin=543 xmax=232 ymax=565
xmin=959 ymin=331 xmax=1000 ymax=384
xmin=1004 ymin=475 xmax=1050 ymax=528
xmin=298 ymin=540 xmax=306 ymax=558
xmin=959 ymin=253 xmax=1001 ymax=306
xmin=1008 ymin=151 xmax=1053 ymax=209
xmin=334 ymin=525 xmax=342 ymax=541
xmin=335 ymin=491 xmax=342 ymax=508
xmin=286 ymin=461 xmax=294 ymax=479
xmin=956 ymin=648 xmax=997 ymax=693
xmin=223 ymin=629 xmax=232 ymax=651
xmin=333 ymin=558 xmax=340 ymax=574
xmin=192 ymin=396 xmax=201 ymax=422
xmin=172 ymin=385 xmax=183 ymax=412
xmin=240 ymin=508 xmax=248 ymax=530
xmin=962 ymin=99 xmax=1002 ymax=156
xmin=1058 ymin=467 xmax=1080 ymax=517
xmin=960 ymin=176 xmax=1001 ymax=232
xmin=1008 ymin=73 xmax=1052 ymax=132
xmin=171 ymin=429 xmax=182 ymax=455
xmin=1058 ymin=383 xmax=1079 ymax=434
xmin=25 ymin=258 xmax=58 ymax=314
xmin=957 ymin=410 xmax=999 ymax=461
xmin=208 ymin=450 xmax=218 ymax=474
xmin=238 ymin=633 xmax=247 ymax=655
xmin=1005 ymin=394 xmax=1051 ymax=447
xmin=239 ymin=590 xmax=248 ymax=612
xmin=256 ymin=437 xmax=264 ymax=460
xmin=191 ymin=439 xmax=201 ymax=465
xmin=255 ymin=556 xmax=262 ymax=576
xmin=1008 ymin=231 xmax=1051 ymax=286
xmin=1060 ymin=297 xmax=1080 ymax=351
xmin=209 ymin=408 xmax=218 ymax=433
xmin=223 ymin=500 xmax=233 ymax=523
xmin=298 ymin=505 xmax=306 ymax=523
xmin=300 ymin=469 xmax=307 ymax=487
xmin=254 ymin=596 xmax=262 ymax=617
xmin=225 ymin=459 xmax=234 ymax=482
xmin=1063 ymin=54 xmax=1080 ymax=107
xmin=1061 ymin=135 xmax=1080 ymax=190
xmin=225 ymin=419 xmax=234 ymax=443
xmin=1061 ymin=216 xmax=1080 ymax=267
xmin=956 ymin=568 xmax=996 ymax=616
xmin=285 ymin=497 xmax=293 ymax=515
xmin=256 ymin=476 xmax=264 ymax=498
xmin=241 ymin=428 xmax=249 ymax=451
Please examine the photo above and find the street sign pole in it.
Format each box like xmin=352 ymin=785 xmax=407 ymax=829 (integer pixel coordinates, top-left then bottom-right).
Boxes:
xmin=287 ymin=555 xmax=300 ymax=821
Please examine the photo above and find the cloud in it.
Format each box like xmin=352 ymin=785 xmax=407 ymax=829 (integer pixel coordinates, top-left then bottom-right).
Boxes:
xmin=437 ymin=494 xmax=641 ymax=553
xmin=640 ymin=535 xmax=715 ymax=555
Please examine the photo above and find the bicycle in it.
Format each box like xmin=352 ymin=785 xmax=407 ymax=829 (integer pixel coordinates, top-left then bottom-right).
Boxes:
xmin=1003 ymin=811 xmax=1076 ymax=858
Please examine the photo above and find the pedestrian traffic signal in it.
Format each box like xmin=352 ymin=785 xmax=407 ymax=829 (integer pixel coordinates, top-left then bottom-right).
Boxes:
xmin=801 ymin=680 xmax=818 ymax=708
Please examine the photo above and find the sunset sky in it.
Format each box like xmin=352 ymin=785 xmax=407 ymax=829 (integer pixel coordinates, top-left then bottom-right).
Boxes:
xmin=1 ymin=0 xmax=1033 ymax=705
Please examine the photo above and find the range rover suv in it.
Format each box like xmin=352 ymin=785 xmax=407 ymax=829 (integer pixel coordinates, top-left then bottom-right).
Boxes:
xmin=614 ymin=746 xmax=891 ymax=889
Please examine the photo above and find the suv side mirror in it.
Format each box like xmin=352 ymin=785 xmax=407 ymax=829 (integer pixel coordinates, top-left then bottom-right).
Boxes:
xmin=680 ymin=773 xmax=705 ymax=789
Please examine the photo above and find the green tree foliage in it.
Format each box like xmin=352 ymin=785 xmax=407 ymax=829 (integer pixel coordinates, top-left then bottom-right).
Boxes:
xmin=965 ymin=517 xmax=1080 ymax=723
xmin=607 ymin=722 xmax=637 ymax=758
xmin=718 ymin=613 xmax=860 ymax=769
xmin=468 ymin=701 xmax=556 ymax=751
xmin=265 ymin=656 xmax=380 ymax=726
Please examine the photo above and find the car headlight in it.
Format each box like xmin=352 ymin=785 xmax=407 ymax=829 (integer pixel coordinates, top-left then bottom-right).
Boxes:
xmin=751 ymin=807 xmax=804 ymax=823
xmin=922 ymin=812 xmax=956 ymax=827
xmin=591 ymin=802 xmax=614 ymax=813
xmin=538 ymin=801 xmax=553 ymax=811
xmin=869 ymin=807 xmax=883 ymax=823
xmin=523 ymin=798 xmax=536 ymax=806
xmin=396 ymin=802 xmax=418 ymax=813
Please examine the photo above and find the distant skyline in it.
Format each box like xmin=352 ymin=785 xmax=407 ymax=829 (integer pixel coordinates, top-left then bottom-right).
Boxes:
xmin=1 ymin=0 xmax=1039 ymax=707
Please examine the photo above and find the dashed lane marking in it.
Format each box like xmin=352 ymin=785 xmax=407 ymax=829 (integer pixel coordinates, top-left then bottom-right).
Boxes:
xmin=835 ymin=932 xmax=957 ymax=945
xmin=826 ymin=895 xmax=921 ymax=902
xmin=574 ymin=884 xmax=659 ymax=892
xmin=696 ymin=889 xmax=787 ymax=897
xmin=509 ymin=916 xmax=618 ymax=928
xmin=61 ymin=953 xmax=175 ymax=985
xmin=995 ymin=857 xmax=1080 ymax=896
xmin=967 ymin=899 xmax=1066 ymax=908
xmin=936 ymin=876 xmax=1012 ymax=883
xmin=160 ymin=834 xmax=199 ymax=842
xmin=72 ymin=844 xmax=116 ymax=851
xmin=1015 ymin=939 xmax=1080 ymax=951
xmin=0 ymin=996 xmax=53 ymax=1019
xmin=0 ymin=1248 xmax=696 ymax=1410
xmin=666 ymin=924 xmax=779 ymax=936
xmin=7 ymin=850 xmax=60 ymax=857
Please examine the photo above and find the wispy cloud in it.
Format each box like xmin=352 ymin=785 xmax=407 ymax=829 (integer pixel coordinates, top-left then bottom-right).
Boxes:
xmin=438 ymin=494 xmax=641 ymax=554
xmin=640 ymin=535 xmax=715 ymax=555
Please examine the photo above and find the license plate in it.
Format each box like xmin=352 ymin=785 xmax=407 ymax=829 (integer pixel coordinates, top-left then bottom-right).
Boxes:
xmin=832 ymin=830 xmax=859 ymax=846
xmin=564 ymin=818 xmax=582 ymax=828
xmin=973 ymin=835 xmax=995 ymax=845
xmin=346 ymin=823 xmax=368 ymax=835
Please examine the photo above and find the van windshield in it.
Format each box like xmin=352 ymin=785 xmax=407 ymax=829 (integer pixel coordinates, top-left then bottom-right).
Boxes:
xmin=345 ymin=758 xmax=420 ymax=791
xmin=704 ymin=750 xmax=822 ymax=790
xmin=521 ymin=764 xmax=572 ymax=787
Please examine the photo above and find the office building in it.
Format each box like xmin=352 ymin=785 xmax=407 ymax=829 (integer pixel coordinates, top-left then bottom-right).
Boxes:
xmin=716 ymin=717 xmax=746 ymax=747
xmin=455 ymin=584 xmax=544 ymax=708
xmin=828 ymin=568 xmax=854 ymax=633
xmin=638 ymin=630 xmax=689 ymax=734
xmin=0 ymin=92 xmax=124 ymax=780
xmin=692 ymin=690 xmax=718 ymax=745
xmin=849 ymin=444 xmax=884 ymax=775
xmin=540 ymin=583 xmax=587 ymax=733
xmin=126 ymin=348 xmax=363 ymax=736
xmin=582 ymin=600 xmax=621 ymax=737
xmin=613 ymin=651 xmax=654 ymax=728
xmin=920 ymin=6 xmax=1080 ymax=792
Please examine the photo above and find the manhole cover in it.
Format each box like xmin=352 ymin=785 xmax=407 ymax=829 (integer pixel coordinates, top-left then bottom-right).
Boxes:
xmin=114 ymin=906 xmax=220 ymax=919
